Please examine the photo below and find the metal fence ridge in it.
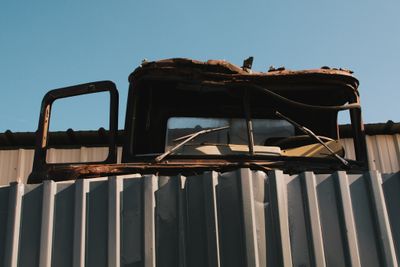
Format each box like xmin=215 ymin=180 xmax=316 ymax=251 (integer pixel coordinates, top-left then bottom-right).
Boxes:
xmin=0 ymin=169 xmax=399 ymax=267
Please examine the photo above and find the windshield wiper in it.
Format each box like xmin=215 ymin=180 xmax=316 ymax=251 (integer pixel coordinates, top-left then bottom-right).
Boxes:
xmin=155 ymin=126 xmax=230 ymax=162
xmin=275 ymin=111 xmax=349 ymax=166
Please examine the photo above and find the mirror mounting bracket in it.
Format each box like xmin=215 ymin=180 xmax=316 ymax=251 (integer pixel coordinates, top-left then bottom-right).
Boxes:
xmin=28 ymin=80 xmax=119 ymax=184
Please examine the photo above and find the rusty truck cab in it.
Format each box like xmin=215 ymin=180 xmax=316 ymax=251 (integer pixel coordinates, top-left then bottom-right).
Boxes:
xmin=122 ymin=59 xmax=367 ymax=172
xmin=28 ymin=58 xmax=368 ymax=183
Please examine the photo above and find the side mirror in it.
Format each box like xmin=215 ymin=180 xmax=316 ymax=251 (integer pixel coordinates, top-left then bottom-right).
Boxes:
xmin=28 ymin=81 xmax=119 ymax=183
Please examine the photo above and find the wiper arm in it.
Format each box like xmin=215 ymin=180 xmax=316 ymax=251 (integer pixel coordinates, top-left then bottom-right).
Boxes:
xmin=275 ymin=111 xmax=349 ymax=166
xmin=155 ymin=126 xmax=230 ymax=162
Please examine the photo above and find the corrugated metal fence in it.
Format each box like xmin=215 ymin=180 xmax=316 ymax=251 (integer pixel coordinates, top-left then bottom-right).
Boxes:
xmin=1 ymin=169 xmax=400 ymax=267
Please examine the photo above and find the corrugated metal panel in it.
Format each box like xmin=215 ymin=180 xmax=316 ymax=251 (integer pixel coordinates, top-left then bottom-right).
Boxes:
xmin=0 ymin=149 xmax=34 ymax=185
xmin=46 ymin=147 xmax=110 ymax=163
xmin=0 ymin=134 xmax=399 ymax=185
xmin=339 ymin=134 xmax=400 ymax=173
xmin=0 ymin=147 xmax=123 ymax=185
xmin=0 ymin=170 xmax=399 ymax=267
xmin=366 ymin=135 xmax=400 ymax=173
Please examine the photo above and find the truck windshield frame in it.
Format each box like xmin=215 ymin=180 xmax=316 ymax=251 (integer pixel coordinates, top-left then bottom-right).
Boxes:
xmin=124 ymin=79 xmax=366 ymax=169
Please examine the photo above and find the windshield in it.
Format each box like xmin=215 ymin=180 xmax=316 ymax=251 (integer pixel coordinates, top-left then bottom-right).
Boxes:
xmin=164 ymin=116 xmax=347 ymax=160
xmin=166 ymin=117 xmax=295 ymax=154
xmin=167 ymin=117 xmax=294 ymax=145
xmin=127 ymin=80 xmax=356 ymax=162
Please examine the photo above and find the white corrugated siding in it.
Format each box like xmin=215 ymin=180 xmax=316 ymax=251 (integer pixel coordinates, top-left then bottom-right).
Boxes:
xmin=366 ymin=134 xmax=400 ymax=173
xmin=0 ymin=170 xmax=399 ymax=267
xmin=0 ymin=134 xmax=399 ymax=185
xmin=46 ymin=147 xmax=111 ymax=163
xmin=0 ymin=149 xmax=34 ymax=185
xmin=0 ymin=147 xmax=122 ymax=185
xmin=339 ymin=134 xmax=400 ymax=173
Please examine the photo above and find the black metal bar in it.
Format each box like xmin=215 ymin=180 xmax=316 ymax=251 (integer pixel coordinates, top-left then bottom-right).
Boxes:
xmin=350 ymin=108 xmax=368 ymax=164
xmin=243 ymin=90 xmax=255 ymax=155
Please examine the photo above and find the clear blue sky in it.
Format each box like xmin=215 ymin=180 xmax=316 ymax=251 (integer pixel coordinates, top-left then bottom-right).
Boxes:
xmin=1 ymin=0 xmax=399 ymax=132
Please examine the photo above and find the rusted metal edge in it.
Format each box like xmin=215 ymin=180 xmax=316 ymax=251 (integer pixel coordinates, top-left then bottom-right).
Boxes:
xmin=129 ymin=58 xmax=359 ymax=92
xmin=27 ymin=157 xmax=366 ymax=183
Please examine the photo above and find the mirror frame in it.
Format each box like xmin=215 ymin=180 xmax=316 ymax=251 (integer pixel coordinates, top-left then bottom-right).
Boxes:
xmin=28 ymin=80 xmax=118 ymax=183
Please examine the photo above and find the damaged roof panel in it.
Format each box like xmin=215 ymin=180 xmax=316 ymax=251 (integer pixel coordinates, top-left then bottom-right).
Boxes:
xmin=129 ymin=58 xmax=359 ymax=94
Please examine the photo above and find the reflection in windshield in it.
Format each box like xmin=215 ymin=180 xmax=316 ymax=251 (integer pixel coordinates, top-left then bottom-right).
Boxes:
xmin=165 ymin=117 xmax=346 ymax=160
xmin=166 ymin=117 xmax=295 ymax=149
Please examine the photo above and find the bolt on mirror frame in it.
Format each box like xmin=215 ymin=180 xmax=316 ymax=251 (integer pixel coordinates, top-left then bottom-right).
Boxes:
xmin=28 ymin=80 xmax=119 ymax=184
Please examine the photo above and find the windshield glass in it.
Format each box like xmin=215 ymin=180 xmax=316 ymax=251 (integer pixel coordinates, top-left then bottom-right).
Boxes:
xmin=164 ymin=116 xmax=347 ymax=160
xmin=166 ymin=117 xmax=295 ymax=154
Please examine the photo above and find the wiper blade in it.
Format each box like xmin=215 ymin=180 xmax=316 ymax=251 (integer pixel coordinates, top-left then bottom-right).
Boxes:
xmin=275 ymin=111 xmax=349 ymax=166
xmin=155 ymin=126 xmax=230 ymax=162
